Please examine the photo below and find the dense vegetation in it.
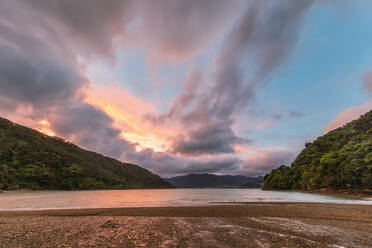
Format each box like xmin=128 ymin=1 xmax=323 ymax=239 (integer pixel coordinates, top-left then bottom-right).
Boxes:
xmin=264 ymin=110 xmax=372 ymax=191
xmin=0 ymin=117 xmax=173 ymax=190
xmin=165 ymin=173 xmax=263 ymax=188
xmin=240 ymin=180 xmax=263 ymax=189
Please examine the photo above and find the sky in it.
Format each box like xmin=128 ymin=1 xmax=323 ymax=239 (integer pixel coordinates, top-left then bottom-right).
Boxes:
xmin=0 ymin=0 xmax=372 ymax=178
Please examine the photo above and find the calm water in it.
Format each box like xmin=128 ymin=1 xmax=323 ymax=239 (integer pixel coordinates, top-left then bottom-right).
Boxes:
xmin=0 ymin=189 xmax=371 ymax=211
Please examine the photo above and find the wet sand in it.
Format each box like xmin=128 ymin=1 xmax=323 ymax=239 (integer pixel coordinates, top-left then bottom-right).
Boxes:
xmin=0 ymin=203 xmax=371 ymax=247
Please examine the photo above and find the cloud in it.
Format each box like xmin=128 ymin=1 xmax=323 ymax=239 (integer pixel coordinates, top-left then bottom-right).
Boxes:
xmin=134 ymin=0 xmax=246 ymax=64
xmin=0 ymin=0 xmax=314 ymax=177
xmin=271 ymin=111 xmax=305 ymax=120
xmin=160 ymin=0 xmax=314 ymax=156
xmin=0 ymin=0 xmax=137 ymax=160
xmin=238 ymin=147 xmax=295 ymax=176
xmin=23 ymin=0 xmax=134 ymax=60
xmin=167 ymin=71 xmax=202 ymax=119
xmin=49 ymin=103 xmax=136 ymax=158
xmin=0 ymin=44 xmax=84 ymax=110
xmin=363 ymin=71 xmax=372 ymax=95
xmin=83 ymin=83 xmax=180 ymax=152
xmin=273 ymin=114 xmax=283 ymax=120
xmin=289 ymin=111 xmax=306 ymax=118
xmin=170 ymin=120 xmax=249 ymax=155
xmin=0 ymin=0 xmax=244 ymax=176
xmin=21 ymin=0 xmax=244 ymax=64
xmin=83 ymin=83 xmax=156 ymax=131
xmin=125 ymin=149 xmax=241 ymax=178
xmin=0 ymin=1 xmax=85 ymax=112
xmin=323 ymin=101 xmax=372 ymax=133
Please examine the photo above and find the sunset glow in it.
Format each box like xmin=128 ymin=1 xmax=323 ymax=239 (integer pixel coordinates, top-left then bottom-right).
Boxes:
xmin=1 ymin=2 xmax=372 ymax=246
xmin=38 ymin=119 xmax=56 ymax=137
xmin=121 ymin=132 xmax=168 ymax=152
xmin=83 ymin=84 xmax=179 ymax=152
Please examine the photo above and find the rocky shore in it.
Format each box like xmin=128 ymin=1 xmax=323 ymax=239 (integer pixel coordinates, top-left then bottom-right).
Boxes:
xmin=288 ymin=188 xmax=372 ymax=198
xmin=0 ymin=203 xmax=371 ymax=247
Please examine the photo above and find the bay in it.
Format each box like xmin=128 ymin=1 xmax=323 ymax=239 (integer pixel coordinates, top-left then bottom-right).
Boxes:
xmin=0 ymin=188 xmax=371 ymax=211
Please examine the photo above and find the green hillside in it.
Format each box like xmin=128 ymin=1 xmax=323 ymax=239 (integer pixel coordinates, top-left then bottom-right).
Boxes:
xmin=264 ymin=110 xmax=372 ymax=191
xmin=0 ymin=117 xmax=173 ymax=190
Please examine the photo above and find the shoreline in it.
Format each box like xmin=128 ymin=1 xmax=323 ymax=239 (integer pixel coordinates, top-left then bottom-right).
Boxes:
xmin=261 ymin=188 xmax=372 ymax=198
xmin=1 ymin=202 xmax=372 ymax=222
xmin=3 ymin=187 xmax=372 ymax=196
xmin=1 ymin=203 xmax=372 ymax=247
xmin=292 ymin=189 xmax=372 ymax=198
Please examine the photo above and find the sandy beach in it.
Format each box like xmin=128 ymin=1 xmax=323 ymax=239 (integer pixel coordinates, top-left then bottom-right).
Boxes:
xmin=1 ymin=202 xmax=372 ymax=247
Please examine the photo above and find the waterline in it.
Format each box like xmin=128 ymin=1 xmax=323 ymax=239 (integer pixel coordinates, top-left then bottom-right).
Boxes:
xmin=0 ymin=188 xmax=371 ymax=211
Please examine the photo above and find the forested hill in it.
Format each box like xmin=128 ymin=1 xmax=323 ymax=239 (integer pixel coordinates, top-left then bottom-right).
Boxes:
xmin=264 ymin=110 xmax=372 ymax=192
xmin=165 ymin=173 xmax=263 ymax=188
xmin=0 ymin=117 xmax=173 ymax=190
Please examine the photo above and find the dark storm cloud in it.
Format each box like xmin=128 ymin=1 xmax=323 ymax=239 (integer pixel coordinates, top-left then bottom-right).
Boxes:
xmin=174 ymin=157 xmax=241 ymax=176
xmin=50 ymin=103 xmax=136 ymax=158
xmin=171 ymin=120 xmax=248 ymax=155
xmin=0 ymin=44 xmax=84 ymax=109
xmin=166 ymin=0 xmax=314 ymax=156
xmin=0 ymin=0 xmax=85 ymax=112
xmin=126 ymin=149 xmax=241 ymax=177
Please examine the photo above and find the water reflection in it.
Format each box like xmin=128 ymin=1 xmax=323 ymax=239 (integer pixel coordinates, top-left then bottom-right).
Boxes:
xmin=0 ymin=189 xmax=371 ymax=211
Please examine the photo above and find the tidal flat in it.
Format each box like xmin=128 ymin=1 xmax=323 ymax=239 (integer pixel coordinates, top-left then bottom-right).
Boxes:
xmin=0 ymin=203 xmax=371 ymax=247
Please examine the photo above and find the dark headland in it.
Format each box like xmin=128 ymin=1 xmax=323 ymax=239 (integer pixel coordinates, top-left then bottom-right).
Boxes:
xmin=0 ymin=116 xmax=173 ymax=190
xmin=264 ymin=110 xmax=372 ymax=197
xmin=165 ymin=173 xmax=263 ymax=188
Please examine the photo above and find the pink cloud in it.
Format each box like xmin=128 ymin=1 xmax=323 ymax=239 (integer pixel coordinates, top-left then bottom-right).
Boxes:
xmin=323 ymin=101 xmax=372 ymax=133
xmin=82 ymin=83 xmax=181 ymax=152
xmin=236 ymin=146 xmax=296 ymax=176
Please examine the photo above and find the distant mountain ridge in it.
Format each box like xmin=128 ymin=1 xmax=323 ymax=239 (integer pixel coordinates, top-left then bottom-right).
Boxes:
xmin=0 ymin=116 xmax=173 ymax=190
xmin=165 ymin=173 xmax=263 ymax=188
xmin=264 ymin=110 xmax=372 ymax=192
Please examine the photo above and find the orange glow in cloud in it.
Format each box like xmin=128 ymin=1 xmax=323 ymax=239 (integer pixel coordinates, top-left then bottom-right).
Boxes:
xmin=1 ymin=107 xmax=57 ymax=137
xmin=120 ymin=131 xmax=168 ymax=152
xmin=83 ymin=83 xmax=179 ymax=152
xmin=37 ymin=119 xmax=56 ymax=136
xmin=233 ymin=144 xmax=248 ymax=153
